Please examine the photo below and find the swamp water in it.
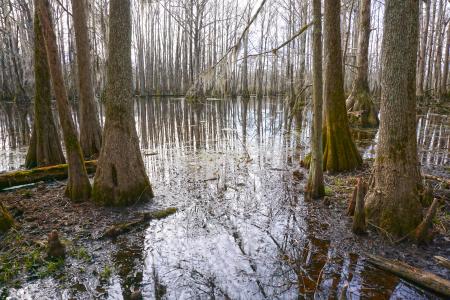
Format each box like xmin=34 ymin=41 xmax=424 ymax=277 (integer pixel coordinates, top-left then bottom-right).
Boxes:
xmin=0 ymin=97 xmax=449 ymax=299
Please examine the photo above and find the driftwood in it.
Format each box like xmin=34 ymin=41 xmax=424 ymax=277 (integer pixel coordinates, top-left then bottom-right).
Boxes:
xmin=366 ymin=254 xmax=450 ymax=297
xmin=434 ymin=256 xmax=450 ymax=270
xmin=102 ymin=207 xmax=177 ymax=238
xmin=0 ymin=161 xmax=97 ymax=191
xmin=414 ymin=198 xmax=439 ymax=244
xmin=352 ymin=178 xmax=367 ymax=234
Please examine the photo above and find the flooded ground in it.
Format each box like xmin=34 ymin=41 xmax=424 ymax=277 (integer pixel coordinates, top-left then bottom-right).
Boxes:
xmin=0 ymin=97 xmax=449 ymax=299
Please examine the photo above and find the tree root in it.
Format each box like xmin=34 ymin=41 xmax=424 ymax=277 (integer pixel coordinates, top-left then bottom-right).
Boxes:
xmin=351 ymin=178 xmax=367 ymax=234
xmin=414 ymin=198 xmax=439 ymax=244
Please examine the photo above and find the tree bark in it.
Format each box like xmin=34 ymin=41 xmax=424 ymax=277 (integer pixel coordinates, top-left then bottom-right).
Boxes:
xmin=71 ymin=0 xmax=102 ymax=159
xmin=322 ymin=0 xmax=362 ymax=172
xmin=365 ymin=0 xmax=422 ymax=237
xmin=26 ymin=8 xmax=65 ymax=169
xmin=306 ymin=0 xmax=325 ymax=199
xmin=93 ymin=0 xmax=154 ymax=206
xmin=36 ymin=0 xmax=91 ymax=202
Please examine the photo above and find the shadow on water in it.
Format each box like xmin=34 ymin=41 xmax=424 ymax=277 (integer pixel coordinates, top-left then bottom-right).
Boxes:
xmin=1 ymin=97 xmax=448 ymax=299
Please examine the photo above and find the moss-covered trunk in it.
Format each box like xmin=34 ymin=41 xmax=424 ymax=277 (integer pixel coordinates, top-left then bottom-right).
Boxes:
xmin=26 ymin=10 xmax=65 ymax=169
xmin=36 ymin=0 xmax=91 ymax=202
xmin=322 ymin=0 xmax=362 ymax=173
xmin=92 ymin=0 xmax=153 ymax=206
xmin=71 ymin=0 xmax=102 ymax=159
xmin=364 ymin=0 xmax=423 ymax=237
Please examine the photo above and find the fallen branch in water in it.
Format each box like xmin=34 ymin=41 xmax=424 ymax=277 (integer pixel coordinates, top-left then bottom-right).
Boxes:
xmin=365 ymin=254 xmax=450 ymax=297
xmin=102 ymin=207 xmax=177 ymax=238
xmin=0 ymin=161 xmax=97 ymax=191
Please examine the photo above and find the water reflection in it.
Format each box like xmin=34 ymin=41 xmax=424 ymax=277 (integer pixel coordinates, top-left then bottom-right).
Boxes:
xmin=1 ymin=97 xmax=448 ymax=299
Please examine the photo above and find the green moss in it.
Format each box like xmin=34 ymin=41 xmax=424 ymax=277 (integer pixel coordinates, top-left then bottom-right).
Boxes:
xmin=100 ymin=265 xmax=112 ymax=281
xmin=38 ymin=258 xmax=65 ymax=278
xmin=69 ymin=246 xmax=91 ymax=262
xmin=324 ymin=186 xmax=333 ymax=196
xmin=145 ymin=207 xmax=177 ymax=220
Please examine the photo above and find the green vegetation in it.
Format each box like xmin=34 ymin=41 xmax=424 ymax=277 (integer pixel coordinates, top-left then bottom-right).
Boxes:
xmin=100 ymin=265 xmax=112 ymax=281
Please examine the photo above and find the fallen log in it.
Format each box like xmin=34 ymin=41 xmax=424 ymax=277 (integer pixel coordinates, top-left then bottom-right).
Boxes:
xmin=366 ymin=254 xmax=450 ymax=297
xmin=0 ymin=161 xmax=97 ymax=191
xmin=434 ymin=256 xmax=450 ymax=270
xmin=102 ymin=207 xmax=177 ymax=238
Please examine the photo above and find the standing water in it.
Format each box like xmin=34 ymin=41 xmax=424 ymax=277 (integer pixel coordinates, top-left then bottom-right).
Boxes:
xmin=0 ymin=97 xmax=449 ymax=299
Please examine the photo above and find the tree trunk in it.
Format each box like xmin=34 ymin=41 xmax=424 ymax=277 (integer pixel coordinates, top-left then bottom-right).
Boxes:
xmin=417 ymin=0 xmax=430 ymax=97
xmin=322 ymin=0 xmax=362 ymax=172
xmin=241 ymin=29 xmax=250 ymax=99
xmin=71 ymin=0 xmax=102 ymax=159
xmin=26 ymin=8 xmax=65 ymax=169
xmin=36 ymin=0 xmax=91 ymax=202
xmin=93 ymin=0 xmax=154 ymax=206
xmin=346 ymin=0 xmax=379 ymax=128
xmin=441 ymin=22 xmax=450 ymax=97
xmin=306 ymin=0 xmax=325 ymax=199
xmin=365 ymin=0 xmax=422 ymax=237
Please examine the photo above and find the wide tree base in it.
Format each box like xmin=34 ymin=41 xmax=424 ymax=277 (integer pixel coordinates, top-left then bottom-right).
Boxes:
xmin=365 ymin=190 xmax=422 ymax=238
xmin=346 ymin=91 xmax=379 ymax=128
xmin=93 ymin=179 xmax=153 ymax=207
xmin=186 ymin=83 xmax=206 ymax=103
xmin=323 ymin=126 xmax=362 ymax=172
xmin=93 ymin=121 xmax=154 ymax=207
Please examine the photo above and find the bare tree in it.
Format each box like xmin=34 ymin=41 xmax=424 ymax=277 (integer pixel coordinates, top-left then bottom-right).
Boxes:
xmin=346 ymin=0 xmax=378 ymax=128
xmin=93 ymin=0 xmax=154 ymax=206
xmin=322 ymin=0 xmax=362 ymax=172
xmin=37 ymin=0 xmax=91 ymax=201
xmin=306 ymin=0 xmax=324 ymax=199
xmin=365 ymin=0 xmax=423 ymax=237
xmin=26 ymin=7 xmax=65 ymax=168
xmin=71 ymin=0 xmax=102 ymax=158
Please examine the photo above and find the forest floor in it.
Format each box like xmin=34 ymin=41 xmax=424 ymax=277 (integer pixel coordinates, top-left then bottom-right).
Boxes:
xmin=0 ymin=163 xmax=449 ymax=298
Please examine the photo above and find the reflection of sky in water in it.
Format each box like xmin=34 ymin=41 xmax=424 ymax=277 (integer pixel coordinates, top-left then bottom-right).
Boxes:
xmin=2 ymin=98 xmax=447 ymax=299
